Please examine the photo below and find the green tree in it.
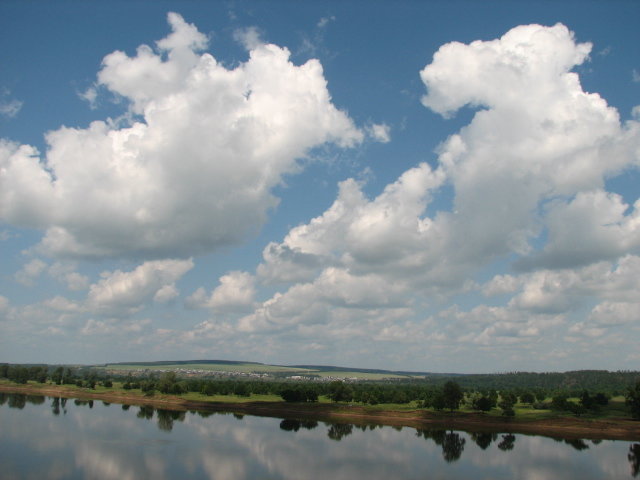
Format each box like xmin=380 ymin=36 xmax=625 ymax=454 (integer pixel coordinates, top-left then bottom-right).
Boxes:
xmin=498 ymin=392 xmax=517 ymax=417
xmin=442 ymin=381 xmax=463 ymax=412
xmin=580 ymin=390 xmax=595 ymax=410
xmin=551 ymin=393 xmax=570 ymax=411
xmin=328 ymin=381 xmax=353 ymax=403
xmin=158 ymin=372 xmax=177 ymax=394
xmin=626 ymin=380 xmax=640 ymax=420
xmin=520 ymin=391 xmax=535 ymax=404
xmin=471 ymin=394 xmax=494 ymax=412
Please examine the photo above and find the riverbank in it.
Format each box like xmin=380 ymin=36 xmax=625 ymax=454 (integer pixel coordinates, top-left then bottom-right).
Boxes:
xmin=2 ymin=383 xmax=639 ymax=441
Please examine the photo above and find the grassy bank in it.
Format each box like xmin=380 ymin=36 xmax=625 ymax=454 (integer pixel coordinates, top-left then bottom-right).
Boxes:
xmin=1 ymin=380 xmax=638 ymax=441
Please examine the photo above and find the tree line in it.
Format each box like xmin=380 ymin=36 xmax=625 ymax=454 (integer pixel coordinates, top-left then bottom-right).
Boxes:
xmin=2 ymin=363 xmax=640 ymax=419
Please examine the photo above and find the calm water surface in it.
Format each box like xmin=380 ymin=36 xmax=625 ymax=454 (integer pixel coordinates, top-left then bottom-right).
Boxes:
xmin=1 ymin=393 xmax=639 ymax=479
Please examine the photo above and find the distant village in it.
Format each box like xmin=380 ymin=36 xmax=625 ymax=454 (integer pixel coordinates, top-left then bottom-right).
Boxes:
xmin=103 ymin=367 xmax=368 ymax=382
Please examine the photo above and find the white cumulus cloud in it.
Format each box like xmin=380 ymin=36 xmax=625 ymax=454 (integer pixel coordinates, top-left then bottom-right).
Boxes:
xmin=187 ymin=271 xmax=256 ymax=312
xmin=86 ymin=258 xmax=194 ymax=316
xmin=0 ymin=12 xmax=363 ymax=260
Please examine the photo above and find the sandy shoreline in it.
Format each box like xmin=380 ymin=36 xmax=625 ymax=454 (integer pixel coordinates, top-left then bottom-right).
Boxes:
xmin=2 ymin=383 xmax=639 ymax=441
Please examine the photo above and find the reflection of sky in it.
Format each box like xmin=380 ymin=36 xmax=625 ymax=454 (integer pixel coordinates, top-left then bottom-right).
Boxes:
xmin=0 ymin=396 xmax=635 ymax=479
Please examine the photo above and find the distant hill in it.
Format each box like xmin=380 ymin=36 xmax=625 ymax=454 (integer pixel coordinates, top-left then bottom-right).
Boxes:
xmin=289 ymin=364 xmax=456 ymax=377
xmin=106 ymin=359 xmax=262 ymax=367
xmin=100 ymin=360 xmax=640 ymax=391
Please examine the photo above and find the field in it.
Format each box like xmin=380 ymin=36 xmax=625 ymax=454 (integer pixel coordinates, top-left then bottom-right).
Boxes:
xmin=101 ymin=361 xmax=418 ymax=380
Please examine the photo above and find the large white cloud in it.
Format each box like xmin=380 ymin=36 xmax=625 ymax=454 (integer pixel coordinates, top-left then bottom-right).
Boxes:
xmin=0 ymin=13 xmax=363 ymax=259
xmin=238 ymin=23 xmax=640 ymax=349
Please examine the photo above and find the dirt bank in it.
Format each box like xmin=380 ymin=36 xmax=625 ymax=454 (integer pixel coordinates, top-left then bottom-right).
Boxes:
xmin=2 ymin=383 xmax=639 ymax=441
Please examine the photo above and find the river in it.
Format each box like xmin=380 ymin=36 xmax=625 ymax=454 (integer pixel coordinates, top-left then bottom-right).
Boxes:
xmin=1 ymin=393 xmax=638 ymax=479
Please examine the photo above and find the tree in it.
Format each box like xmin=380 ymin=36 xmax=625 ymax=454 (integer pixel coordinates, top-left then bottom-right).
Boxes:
xmin=158 ymin=372 xmax=177 ymax=394
xmin=498 ymin=392 xmax=517 ymax=417
xmin=550 ymin=393 xmax=570 ymax=411
xmin=8 ymin=366 xmax=29 ymax=384
xmin=580 ymin=390 xmax=595 ymax=410
xmin=62 ymin=368 xmax=75 ymax=385
xmin=520 ymin=391 xmax=535 ymax=404
xmin=471 ymin=394 xmax=494 ymax=412
xmin=328 ymin=381 xmax=353 ymax=403
xmin=442 ymin=381 xmax=463 ymax=412
xmin=626 ymin=380 xmax=640 ymax=420
xmin=280 ymin=389 xmax=303 ymax=403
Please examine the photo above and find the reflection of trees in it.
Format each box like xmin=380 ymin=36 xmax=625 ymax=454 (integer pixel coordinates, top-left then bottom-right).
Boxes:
xmin=26 ymin=395 xmax=45 ymax=405
xmin=233 ymin=413 xmax=244 ymax=420
xmin=497 ymin=434 xmax=516 ymax=451
xmin=327 ymin=423 xmax=353 ymax=441
xmin=73 ymin=399 xmax=93 ymax=408
xmin=51 ymin=397 xmax=60 ymax=416
xmin=564 ymin=438 xmax=589 ymax=451
xmin=441 ymin=432 xmax=465 ymax=463
xmin=300 ymin=420 xmax=318 ymax=430
xmin=280 ymin=419 xmax=300 ymax=432
xmin=470 ymin=432 xmax=497 ymax=450
xmin=628 ymin=443 xmax=640 ymax=477
xmin=416 ymin=429 xmax=465 ymax=463
xmin=0 ymin=393 xmax=6 ymax=405
xmin=137 ymin=405 xmax=154 ymax=420
xmin=416 ymin=428 xmax=446 ymax=444
xmin=156 ymin=409 xmax=186 ymax=432
xmin=280 ymin=418 xmax=319 ymax=432
xmin=122 ymin=404 xmax=130 ymax=411
xmin=196 ymin=410 xmax=214 ymax=418
xmin=8 ymin=394 xmax=26 ymax=409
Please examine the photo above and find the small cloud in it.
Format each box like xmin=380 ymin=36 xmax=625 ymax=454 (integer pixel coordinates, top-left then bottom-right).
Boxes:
xmin=48 ymin=262 xmax=89 ymax=291
xmin=0 ymin=230 xmax=15 ymax=241
xmin=597 ymin=46 xmax=611 ymax=57
xmin=0 ymin=89 xmax=22 ymax=118
xmin=317 ymin=16 xmax=336 ymax=29
xmin=633 ymin=69 xmax=640 ymax=83
xmin=15 ymin=259 xmax=47 ymax=287
xmin=366 ymin=123 xmax=391 ymax=143
xmin=233 ymin=26 xmax=262 ymax=50
xmin=154 ymin=284 xmax=179 ymax=303
xmin=79 ymin=86 xmax=99 ymax=110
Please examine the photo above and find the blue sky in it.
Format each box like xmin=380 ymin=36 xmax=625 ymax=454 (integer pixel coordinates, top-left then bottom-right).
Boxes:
xmin=1 ymin=1 xmax=639 ymax=372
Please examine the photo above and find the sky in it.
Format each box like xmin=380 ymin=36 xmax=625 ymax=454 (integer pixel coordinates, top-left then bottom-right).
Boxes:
xmin=1 ymin=1 xmax=639 ymax=373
